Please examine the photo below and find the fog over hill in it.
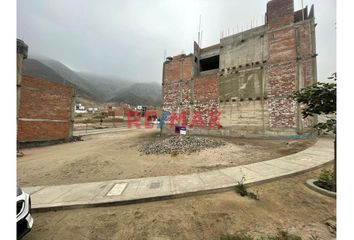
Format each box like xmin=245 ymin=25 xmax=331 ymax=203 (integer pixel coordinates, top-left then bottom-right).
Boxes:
xmin=108 ymin=82 xmax=162 ymax=106
xmin=22 ymin=57 xmax=161 ymax=106
xmin=76 ymin=72 xmax=131 ymax=102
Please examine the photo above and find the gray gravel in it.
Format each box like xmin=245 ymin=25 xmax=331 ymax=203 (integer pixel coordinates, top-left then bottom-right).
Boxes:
xmin=139 ymin=135 xmax=226 ymax=155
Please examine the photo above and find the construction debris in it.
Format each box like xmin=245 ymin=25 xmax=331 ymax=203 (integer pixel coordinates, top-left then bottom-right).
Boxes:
xmin=70 ymin=136 xmax=83 ymax=142
xmin=139 ymin=135 xmax=226 ymax=155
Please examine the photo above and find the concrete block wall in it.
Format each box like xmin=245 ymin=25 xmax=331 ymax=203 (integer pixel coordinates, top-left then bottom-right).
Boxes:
xmin=220 ymin=25 xmax=267 ymax=69
xmin=18 ymin=75 xmax=75 ymax=143
xmin=219 ymin=100 xmax=269 ymax=128
xmin=218 ymin=67 xmax=265 ymax=101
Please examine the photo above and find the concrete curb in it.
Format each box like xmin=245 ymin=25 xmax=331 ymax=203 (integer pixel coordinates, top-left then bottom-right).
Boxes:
xmin=305 ymin=179 xmax=336 ymax=199
xmin=31 ymin=161 xmax=333 ymax=213
xmin=24 ymin=138 xmax=335 ymax=212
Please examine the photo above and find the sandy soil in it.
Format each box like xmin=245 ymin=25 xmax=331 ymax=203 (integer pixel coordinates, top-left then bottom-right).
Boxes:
xmin=17 ymin=129 xmax=316 ymax=186
xmin=24 ymin=166 xmax=336 ymax=240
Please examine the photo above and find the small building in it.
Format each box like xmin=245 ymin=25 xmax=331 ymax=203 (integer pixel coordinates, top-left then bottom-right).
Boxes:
xmin=104 ymin=105 xmax=131 ymax=119
xmin=75 ymin=103 xmax=87 ymax=113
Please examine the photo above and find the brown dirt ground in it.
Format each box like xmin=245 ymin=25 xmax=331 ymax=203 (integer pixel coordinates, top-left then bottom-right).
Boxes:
xmin=17 ymin=129 xmax=316 ymax=186
xmin=24 ymin=166 xmax=336 ymax=240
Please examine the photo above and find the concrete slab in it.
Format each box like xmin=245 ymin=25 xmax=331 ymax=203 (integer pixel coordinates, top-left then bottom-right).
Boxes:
xmin=30 ymin=185 xmax=77 ymax=205
xmin=219 ymin=166 xmax=261 ymax=183
xmin=197 ymin=170 xmax=235 ymax=188
xmin=284 ymin=154 xmax=330 ymax=166
xmin=135 ymin=176 xmax=172 ymax=197
xmin=22 ymin=186 xmax=44 ymax=195
xmin=50 ymin=182 xmax=110 ymax=203
xmin=242 ymin=162 xmax=290 ymax=177
xmin=263 ymin=159 xmax=309 ymax=172
xmin=171 ymin=174 xmax=205 ymax=194
xmin=301 ymin=149 xmax=334 ymax=157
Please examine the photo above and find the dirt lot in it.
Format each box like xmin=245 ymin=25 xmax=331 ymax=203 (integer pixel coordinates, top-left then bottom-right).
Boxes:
xmin=24 ymin=166 xmax=336 ymax=240
xmin=17 ymin=129 xmax=316 ymax=186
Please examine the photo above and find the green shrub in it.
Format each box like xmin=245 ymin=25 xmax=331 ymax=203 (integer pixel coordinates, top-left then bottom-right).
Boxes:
xmin=314 ymin=168 xmax=336 ymax=192
xmin=235 ymin=177 xmax=259 ymax=200
xmin=235 ymin=177 xmax=248 ymax=197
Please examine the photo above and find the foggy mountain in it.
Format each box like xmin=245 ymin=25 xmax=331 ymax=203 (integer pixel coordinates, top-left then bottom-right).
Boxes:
xmin=22 ymin=57 xmax=161 ymax=106
xmin=108 ymin=82 xmax=162 ymax=106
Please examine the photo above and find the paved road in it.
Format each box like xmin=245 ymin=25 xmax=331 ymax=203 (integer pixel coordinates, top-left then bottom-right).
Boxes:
xmin=24 ymin=138 xmax=334 ymax=211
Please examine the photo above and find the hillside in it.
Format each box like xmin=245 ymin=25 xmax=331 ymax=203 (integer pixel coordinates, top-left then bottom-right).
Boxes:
xmin=109 ymin=82 xmax=161 ymax=106
xmin=76 ymin=72 xmax=131 ymax=102
xmin=22 ymin=58 xmax=96 ymax=100
xmin=22 ymin=56 xmax=162 ymax=106
xmin=36 ymin=58 xmax=99 ymax=100
xmin=22 ymin=58 xmax=67 ymax=85
xmin=108 ymin=82 xmax=162 ymax=106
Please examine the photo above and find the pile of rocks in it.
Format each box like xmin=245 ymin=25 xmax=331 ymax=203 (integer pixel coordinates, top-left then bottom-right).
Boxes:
xmin=139 ymin=135 xmax=226 ymax=155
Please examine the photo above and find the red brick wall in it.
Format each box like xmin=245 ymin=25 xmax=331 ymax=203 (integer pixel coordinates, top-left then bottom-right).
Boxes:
xmin=266 ymin=62 xmax=296 ymax=98
xmin=299 ymin=23 xmax=312 ymax=56
xmin=194 ymin=74 xmax=218 ymax=102
xmin=302 ymin=59 xmax=314 ymax=86
xmin=266 ymin=0 xmax=297 ymax=129
xmin=163 ymin=55 xmax=193 ymax=83
xmin=266 ymin=62 xmax=297 ymax=128
xmin=18 ymin=75 xmax=75 ymax=143
xmin=163 ymin=55 xmax=194 ymax=113
xmin=163 ymin=81 xmax=192 ymax=111
xmin=268 ymin=28 xmax=296 ymax=63
xmin=18 ymin=121 xmax=71 ymax=142
xmin=267 ymin=0 xmax=294 ymax=29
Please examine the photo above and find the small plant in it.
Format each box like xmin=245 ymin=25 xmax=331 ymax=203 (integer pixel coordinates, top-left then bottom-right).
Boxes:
xmin=235 ymin=176 xmax=259 ymax=200
xmin=235 ymin=176 xmax=248 ymax=197
xmin=314 ymin=168 xmax=336 ymax=192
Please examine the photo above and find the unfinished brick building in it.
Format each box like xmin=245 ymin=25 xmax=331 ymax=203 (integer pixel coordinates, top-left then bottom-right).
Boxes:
xmin=17 ymin=39 xmax=75 ymax=145
xmin=162 ymin=0 xmax=317 ymax=137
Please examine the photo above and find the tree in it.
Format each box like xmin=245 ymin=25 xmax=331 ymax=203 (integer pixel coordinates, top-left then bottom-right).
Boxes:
xmin=292 ymin=73 xmax=336 ymax=186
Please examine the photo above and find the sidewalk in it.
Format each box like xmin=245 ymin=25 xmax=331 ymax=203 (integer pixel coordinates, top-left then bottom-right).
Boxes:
xmin=24 ymin=138 xmax=334 ymax=212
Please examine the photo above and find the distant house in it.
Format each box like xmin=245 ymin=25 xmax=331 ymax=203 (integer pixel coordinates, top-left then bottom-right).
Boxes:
xmin=103 ymin=105 xmax=130 ymax=119
xmin=75 ymin=103 xmax=87 ymax=113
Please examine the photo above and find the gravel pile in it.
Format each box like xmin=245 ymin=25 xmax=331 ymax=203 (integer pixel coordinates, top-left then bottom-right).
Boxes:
xmin=139 ymin=135 xmax=226 ymax=155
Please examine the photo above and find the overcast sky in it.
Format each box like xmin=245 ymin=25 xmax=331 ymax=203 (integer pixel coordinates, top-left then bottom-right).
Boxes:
xmin=17 ymin=0 xmax=336 ymax=83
